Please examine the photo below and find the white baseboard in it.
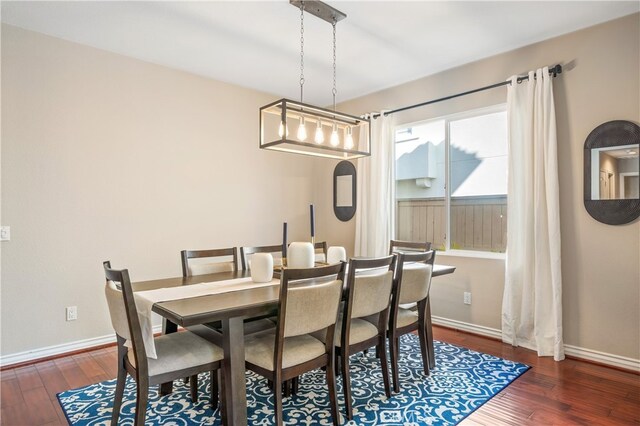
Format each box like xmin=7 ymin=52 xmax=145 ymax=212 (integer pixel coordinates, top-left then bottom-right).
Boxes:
xmin=432 ymin=315 xmax=503 ymax=340
xmin=432 ymin=316 xmax=640 ymax=372
xmin=0 ymin=325 xmax=163 ymax=368
xmin=564 ymin=344 xmax=640 ymax=372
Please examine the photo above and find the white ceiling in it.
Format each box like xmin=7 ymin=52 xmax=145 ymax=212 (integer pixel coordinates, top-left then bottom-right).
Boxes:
xmin=2 ymin=1 xmax=638 ymax=106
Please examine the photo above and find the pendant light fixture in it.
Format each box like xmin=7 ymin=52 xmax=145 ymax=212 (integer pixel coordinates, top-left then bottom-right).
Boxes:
xmin=259 ymin=0 xmax=371 ymax=160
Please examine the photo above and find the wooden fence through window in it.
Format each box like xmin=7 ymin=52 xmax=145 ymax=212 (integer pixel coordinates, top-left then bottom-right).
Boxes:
xmin=396 ymin=196 xmax=507 ymax=252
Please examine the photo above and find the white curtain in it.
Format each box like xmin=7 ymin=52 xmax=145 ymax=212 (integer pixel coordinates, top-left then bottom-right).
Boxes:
xmin=354 ymin=113 xmax=395 ymax=257
xmin=502 ymin=67 xmax=564 ymax=361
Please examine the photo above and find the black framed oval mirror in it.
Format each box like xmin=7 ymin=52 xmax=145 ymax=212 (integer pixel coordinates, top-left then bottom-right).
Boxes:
xmin=333 ymin=160 xmax=357 ymax=222
xmin=584 ymin=120 xmax=640 ymax=225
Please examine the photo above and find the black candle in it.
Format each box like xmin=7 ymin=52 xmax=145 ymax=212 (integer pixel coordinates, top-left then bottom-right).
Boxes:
xmin=310 ymin=204 xmax=315 ymax=238
xmin=282 ymin=222 xmax=288 ymax=258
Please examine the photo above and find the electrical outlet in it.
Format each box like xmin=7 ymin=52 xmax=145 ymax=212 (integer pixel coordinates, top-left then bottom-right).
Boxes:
xmin=66 ymin=306 xmax=78 ymax=321
xmin=463 ymin=292 xmax=472 ymax=305
xmin=0 ymin=226 xmax=10 ymax=241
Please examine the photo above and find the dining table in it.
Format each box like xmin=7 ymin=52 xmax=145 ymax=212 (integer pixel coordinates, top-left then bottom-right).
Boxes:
xmin=132 ymin=263 xmax=456 ymax=426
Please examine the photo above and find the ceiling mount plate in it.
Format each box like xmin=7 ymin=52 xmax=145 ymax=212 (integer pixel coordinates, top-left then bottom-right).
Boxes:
xmin=290 ymin=0 xmax=347 ymax=24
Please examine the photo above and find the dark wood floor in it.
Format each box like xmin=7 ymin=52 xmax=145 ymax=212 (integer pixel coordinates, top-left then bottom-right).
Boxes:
xmin=1 ymin=326 xmax=638 ymax=425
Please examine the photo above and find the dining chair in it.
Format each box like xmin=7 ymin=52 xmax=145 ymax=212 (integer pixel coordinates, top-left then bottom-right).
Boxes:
xmin=386 ymin=250 xmax=436 ymax=393
xmin=314 ymin=241 xmax=328 ymax=263
xmin=389 ymin=240 xmax=432 ymax=255
xmin=314 ymin=255 xmax=395 ymax=420
xmin=244 ymin=263 xmax=346 ymax=426
xmin=181 ymin=247 xmax=238 ymax=277
xmin=181 ymin=247 xmax=275 ymax=339
xmin=103 ymin=261 xmax=224 ymax=426
xmin=240 ymin=244 xmax=284 ymax=271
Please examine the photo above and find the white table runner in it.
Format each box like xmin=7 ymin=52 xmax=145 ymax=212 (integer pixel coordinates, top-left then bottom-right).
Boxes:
xmin=132 ymin=277 xmax=279 ymax=358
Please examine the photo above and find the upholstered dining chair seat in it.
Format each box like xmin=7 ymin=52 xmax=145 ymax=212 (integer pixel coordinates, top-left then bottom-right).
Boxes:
xmin=126 ymin=331 xmax=223 ymax=377
xmin=366 ymin=307 xmax=418 ymax=330
xmin=399 ymin=302 xmax=417 ymax=310
xmin=244 ymin=329 xmax=326 ymax=371
xmin=312 ymin=317 xmax=379 ymax=347
xmin=396 ymin=308 xmax=419 ymax=328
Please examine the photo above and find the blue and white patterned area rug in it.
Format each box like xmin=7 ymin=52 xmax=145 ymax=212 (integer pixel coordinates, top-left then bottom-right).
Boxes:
xmin=57 ymin=334 xmax=529 ymax=425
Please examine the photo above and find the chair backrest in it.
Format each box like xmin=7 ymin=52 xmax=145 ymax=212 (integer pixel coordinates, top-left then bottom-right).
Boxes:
xmin=277 ymin=263 xmax=345 ymax=339
xmin=389 ymin=240 xmax=432 ymax=255
xmin=240 ymin=245 xmax=283 ymax=271
xmin=344 ymin=255 xmax=396 ymax=320
xmin=314 ymin=241 xmax=328 ymax=263
xmin=394 ymin=250 xmax=436 ymax=305
xmin=181 ymin=247 xmax=238 ymax=277
xmin=103 ymin=261 xmax=148 ymax=373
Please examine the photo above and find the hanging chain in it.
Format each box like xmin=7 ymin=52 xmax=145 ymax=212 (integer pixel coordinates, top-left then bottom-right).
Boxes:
xmin=299 ymin=1 xmax=305 ymax=103
xmin=332 ymin=19 xmax=337 ymax=111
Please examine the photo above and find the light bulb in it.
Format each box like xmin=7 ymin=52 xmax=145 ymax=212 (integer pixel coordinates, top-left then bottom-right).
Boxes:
xmin=345 ymin=126 xmax=354 ymax=149
xmin=314 ymin=120 xmax=324 ymax=144
xmin=296 ymin=116 xmax=307 ymax=141
xmin=278 ymin=121 xmax=289 ymax=138
xmin=330 ymin=124 xmax=340 ymax=147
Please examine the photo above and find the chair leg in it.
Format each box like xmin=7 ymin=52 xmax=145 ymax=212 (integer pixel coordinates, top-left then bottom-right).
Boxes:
xmin=211 ymin=370 xmax=219 ymax=408
xmin=417 ymin=322 xmax=430 ymax=376
xmin=274 ymin=375 xmax=284 ymax=426
xmin=220 ymin=370 xmax=227 ymax=426
xmin=326 ymin=355 xmax=341 ymax=426
xmin=425 ymin=298 xmax=436 ymax=369
xmin=111 ymin=363 xmax=126 ymax=425
xmin=292 ymin=376 xmax=299 ymax=395
xmin=378 ymin=337 xmax=392 ymax=398
xmin=389 ymin=333 xmax=400 ymax=393
xmin=283 ymin=380 xmax=291 ymax=397
xmin=134 ymin=379 xmax=149 ymax=426
xmin=341 ymin=351 xmax=353 ymax=420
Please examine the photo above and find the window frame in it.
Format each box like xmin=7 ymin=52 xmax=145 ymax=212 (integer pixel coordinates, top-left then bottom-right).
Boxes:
xmin=393 ymin=103 xmax=507 ymax=259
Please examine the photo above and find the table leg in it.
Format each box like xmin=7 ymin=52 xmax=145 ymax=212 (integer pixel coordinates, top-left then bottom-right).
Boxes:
xmin=222 ymin=317 xmax=248 ymax=426
xmin=425 ymin=296 xmax=436 ymax=369
xmin=163 ymin=318 xmax=178 ymax=335
xmin=159 ymin=320 xmax=179 ymax=395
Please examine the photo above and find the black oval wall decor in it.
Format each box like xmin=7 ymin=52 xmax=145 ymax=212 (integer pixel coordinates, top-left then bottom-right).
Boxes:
xmin=333 ymin=160 xmax=357 ymax=222
xmin=583 ymin=120 xmax=640 ymax=225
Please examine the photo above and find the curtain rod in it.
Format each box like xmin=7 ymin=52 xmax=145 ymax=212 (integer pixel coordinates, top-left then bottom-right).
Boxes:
xmin=371 ymin=64 xmax=562 ymax=119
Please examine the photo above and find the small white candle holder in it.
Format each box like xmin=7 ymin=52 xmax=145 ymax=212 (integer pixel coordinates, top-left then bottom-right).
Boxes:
xmin=327 ymin=246 xmax=347 ymax=264
xmin=251 ymin=253 xmax=274 ymax=283
xmin=287 ymin=242 xmax=315 ymax=268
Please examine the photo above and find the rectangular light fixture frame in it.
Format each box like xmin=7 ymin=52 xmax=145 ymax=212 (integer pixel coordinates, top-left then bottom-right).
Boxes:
xmin=260 ymin=98 xmax=371 ymax=160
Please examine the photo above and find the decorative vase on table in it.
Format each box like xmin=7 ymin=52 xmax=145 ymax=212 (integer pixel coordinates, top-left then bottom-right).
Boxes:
xmin=251 ymin=253 xmax=274 ymax=283
xmin=327 ymin=246 xmax=347 ymax=264
xmin=287 ymin=242 xmax=315 ymax=268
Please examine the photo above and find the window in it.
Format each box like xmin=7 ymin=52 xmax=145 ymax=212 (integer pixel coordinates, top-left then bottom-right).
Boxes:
xmin=394 ymin=106 xmax=507 ymax=254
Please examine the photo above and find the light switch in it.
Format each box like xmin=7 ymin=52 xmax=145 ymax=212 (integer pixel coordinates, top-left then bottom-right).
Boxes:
xmin=0 ymin=226 xmax=10 ymax=241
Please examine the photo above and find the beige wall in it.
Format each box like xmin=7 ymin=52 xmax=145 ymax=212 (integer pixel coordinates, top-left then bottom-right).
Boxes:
xmin=2 ymin=14 xmax=639 ymax=362
xmin=318 ymin=14 xmax=640 ymax=359
xmin=0 ymin=25 xmax=321 ymax=355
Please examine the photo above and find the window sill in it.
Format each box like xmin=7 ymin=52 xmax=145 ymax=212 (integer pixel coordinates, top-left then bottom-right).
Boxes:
xmin=435 ymin=249 xmax=506 ymax=260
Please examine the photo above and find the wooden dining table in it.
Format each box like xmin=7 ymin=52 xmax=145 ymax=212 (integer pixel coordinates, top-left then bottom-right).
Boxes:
xmin=132 ymin=263 xmax=455 ymax=426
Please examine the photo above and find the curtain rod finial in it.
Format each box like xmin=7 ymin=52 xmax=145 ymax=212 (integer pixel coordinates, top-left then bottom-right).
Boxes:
xmin=552 ymin=64 xmax=562 ymax=76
